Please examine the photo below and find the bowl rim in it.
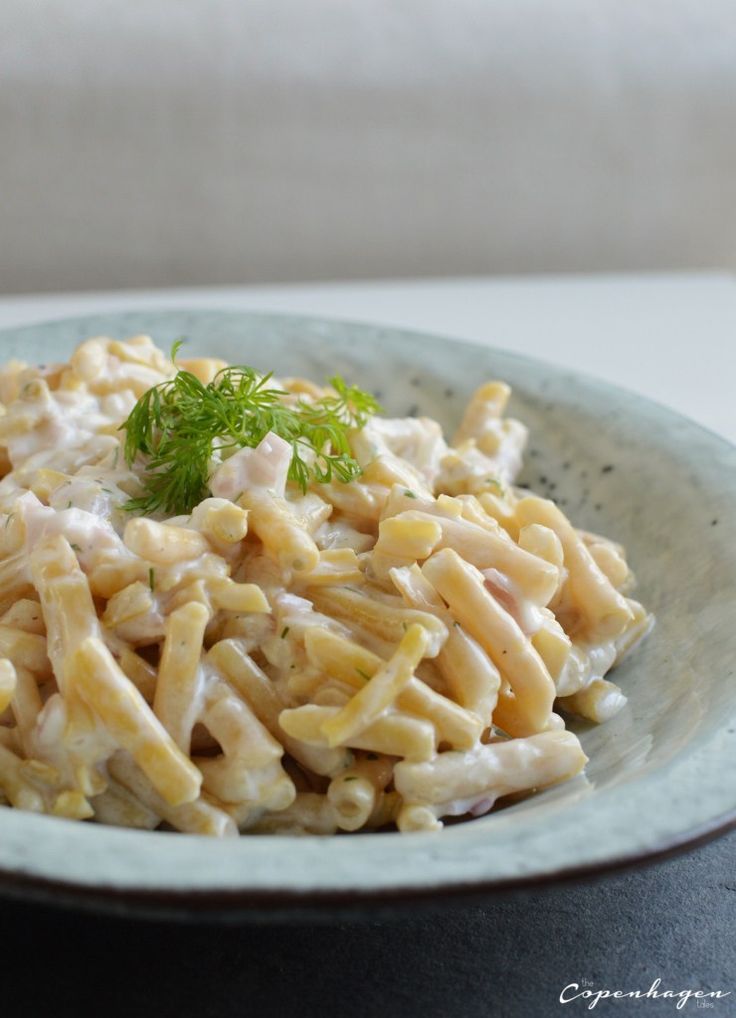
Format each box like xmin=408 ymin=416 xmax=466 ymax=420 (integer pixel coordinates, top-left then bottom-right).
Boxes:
xmin=0 ymin=307 xmax=735 ymax=918
xmin=0 ymin=806 xmax=734 ymax=922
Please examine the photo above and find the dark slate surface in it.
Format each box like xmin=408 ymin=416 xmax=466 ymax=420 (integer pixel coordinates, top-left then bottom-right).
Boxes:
xmin=1 ymin=830 xmax=734 ymax=1018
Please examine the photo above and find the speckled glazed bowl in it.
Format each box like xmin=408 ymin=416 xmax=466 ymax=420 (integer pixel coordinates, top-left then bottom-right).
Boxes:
xmin=0 ymin=309 xmax=734 ymax=920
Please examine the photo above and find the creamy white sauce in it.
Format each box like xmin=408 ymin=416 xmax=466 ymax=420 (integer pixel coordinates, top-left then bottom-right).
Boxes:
xmin=555 ymin=641 xmax=618 ymax=698
xmin=12 ymin=491 xmax=132 ymax=576
xmin=482 ymin=567 xmax=544 ymax=635
xmin=209 ymin=432 xmax=292 ymax=500
xmin=360 ymin=417 xmax=448 ymax=486
xmin=313 ymin=518 xmax=374 ymax=553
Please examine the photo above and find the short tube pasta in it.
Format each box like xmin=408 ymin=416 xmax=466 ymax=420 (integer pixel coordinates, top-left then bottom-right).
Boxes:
xmin=515 ymin=497 xmax=635 ymax=640
xmin=327 ymin=772 xmax=376 ymax=832
xmin=393 ymin=730 xmax=588 ymax=808
xmin=0 ymin=659 xmax=17 ymax=714
xmin=72 ymin=637 xmax=202 ymax=807
xmin=422 ymin=548 xmax=557 ymax=735
xmin=0 ymin=335 xmax=653 ymax=835
xmin=279 ymin=703 xmax=437 ymax=762
xmin=153 ymin=602 xmax=210 ymax=754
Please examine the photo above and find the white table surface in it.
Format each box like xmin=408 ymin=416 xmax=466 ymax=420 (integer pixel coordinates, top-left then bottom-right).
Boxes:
xmin=1 ymin=272 xmax=734 ymax=442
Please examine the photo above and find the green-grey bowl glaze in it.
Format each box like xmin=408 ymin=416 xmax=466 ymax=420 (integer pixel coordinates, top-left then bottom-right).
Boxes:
xmin=0 ymin=309 xmax=734 ymax=919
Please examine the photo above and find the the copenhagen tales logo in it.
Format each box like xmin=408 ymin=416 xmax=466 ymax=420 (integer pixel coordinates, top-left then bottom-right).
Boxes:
xmin=560 ymin=977 xmax=731 ymax=1010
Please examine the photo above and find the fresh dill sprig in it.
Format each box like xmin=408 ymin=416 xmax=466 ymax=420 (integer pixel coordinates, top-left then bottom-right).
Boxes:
xmin=121 ymin=353 xmax=381 ymax=516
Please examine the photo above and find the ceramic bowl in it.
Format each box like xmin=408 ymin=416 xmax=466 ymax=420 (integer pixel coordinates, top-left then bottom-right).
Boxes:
xmin=0 ymin=309 xmax=734 ymax=919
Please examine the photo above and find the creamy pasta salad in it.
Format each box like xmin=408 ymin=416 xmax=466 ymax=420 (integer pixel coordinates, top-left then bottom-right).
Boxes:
xmin=0 ymin=336 xmax=653 ymax=835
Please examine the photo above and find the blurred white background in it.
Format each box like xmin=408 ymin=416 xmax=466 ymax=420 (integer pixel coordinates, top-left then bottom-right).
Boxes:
xmin=2 ymin=0 xmax=736 ymax=293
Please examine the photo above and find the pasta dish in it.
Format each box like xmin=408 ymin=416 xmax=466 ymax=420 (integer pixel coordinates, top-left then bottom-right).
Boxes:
xmin=0 ymin=335 xmax=653 ymax=835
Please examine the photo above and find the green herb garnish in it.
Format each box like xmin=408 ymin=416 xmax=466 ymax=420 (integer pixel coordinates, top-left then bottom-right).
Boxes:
xmin=149 ymin=567 xmax=156 ymax=592
xmin=70 ymin=543 xmax=82 ymax=552
xmin=121 ymin=349 xmax=381 ymax=515
xmin=403 ymin=489 xmax=417 ymax=499
xmin=280 ymin=626 xmax=290 ymax=639
xmin=355 ymin=668 xmax=371 ymax=682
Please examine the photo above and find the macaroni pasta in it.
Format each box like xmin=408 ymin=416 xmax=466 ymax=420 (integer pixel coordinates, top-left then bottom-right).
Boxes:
xmin=0 ymin=336 xmax=653 ymax=835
